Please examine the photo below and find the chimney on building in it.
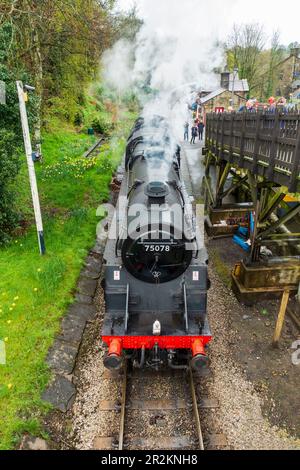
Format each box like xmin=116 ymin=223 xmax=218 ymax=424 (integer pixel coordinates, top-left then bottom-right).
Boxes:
xmin=221 ymin=69 xmax=230 ymax=89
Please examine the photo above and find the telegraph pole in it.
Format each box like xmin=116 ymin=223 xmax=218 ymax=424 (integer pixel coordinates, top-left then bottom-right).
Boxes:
xmin=16 ymin=80 xmax=46 ymax=255
xmin=231 ymin=67 xmax=238 ymax=110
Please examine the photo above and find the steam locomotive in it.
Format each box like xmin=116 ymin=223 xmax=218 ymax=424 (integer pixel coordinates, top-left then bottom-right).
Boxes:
xmin=102 ymin=116 xmax=211 ymax=371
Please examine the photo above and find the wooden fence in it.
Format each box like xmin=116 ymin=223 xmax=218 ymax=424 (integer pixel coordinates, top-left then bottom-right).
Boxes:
xmin=205 ymin=111 xmax=300 ymax=193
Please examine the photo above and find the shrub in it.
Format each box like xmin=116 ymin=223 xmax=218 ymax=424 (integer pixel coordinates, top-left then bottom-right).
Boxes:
xmin=0 ymin=131 xmax=21 ymax=244
xmin=91 ymin=116 xmax=111 ymax=134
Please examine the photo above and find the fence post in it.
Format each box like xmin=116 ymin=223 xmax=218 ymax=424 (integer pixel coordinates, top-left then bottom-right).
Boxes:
xmin=289 ymin=120 xmax=300 ymax=193
xmin=228 ymin=113 xmax=235 ymax=163
xmin=218 ymin=113 xmax=225 ymax=160
xmin=266 ymin=111 xmax=280 ymax=181
xmin=238 ymin=113 xmax=247 ymax=168
xmin=252 ymin=112 xmax=262 ymax=174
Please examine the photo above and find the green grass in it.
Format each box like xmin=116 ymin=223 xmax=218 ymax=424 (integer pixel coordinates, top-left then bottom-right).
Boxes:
xmin=210 ymin=249 xmax=232 ymax=289
xmin=0 ymin=111 xmax=136 ymax=449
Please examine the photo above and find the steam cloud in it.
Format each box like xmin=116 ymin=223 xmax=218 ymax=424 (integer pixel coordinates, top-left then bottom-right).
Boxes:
xmin=103 ymin=0 xmax=238 ymax=138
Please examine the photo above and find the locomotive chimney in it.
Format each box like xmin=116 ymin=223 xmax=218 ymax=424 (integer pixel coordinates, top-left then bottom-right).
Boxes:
xmin=145 ymin=181 xmax=169 ymax=205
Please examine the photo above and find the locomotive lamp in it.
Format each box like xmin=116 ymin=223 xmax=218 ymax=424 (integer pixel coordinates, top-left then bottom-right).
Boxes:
xmin=153 ymin=321 xmax=161 ymax=336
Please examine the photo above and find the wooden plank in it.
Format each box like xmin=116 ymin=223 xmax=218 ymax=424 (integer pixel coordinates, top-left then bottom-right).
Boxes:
xmin=238 ymin=113 xmax=247 ymax=168
xmin=93 ymin=437 xmax=115 ymax=450
xmin=289 ymin=123 xmax=300 ymax=193
xmin=228 ymin=114 xmax=235 ymax=163
xmin=125 ymin=436 xmax=194 ymax=450
xmin=207 ymin=434 xmax=228 ymax=449
xmin=99 ymin=398 xmax=219 ymax=412
xmin=273 ymin=290 xmax=290 ymax=347
xmin=252 ymin=113 xmax=262 ymax=174
xmin=287 ymin=306 xmax=300 ymax=331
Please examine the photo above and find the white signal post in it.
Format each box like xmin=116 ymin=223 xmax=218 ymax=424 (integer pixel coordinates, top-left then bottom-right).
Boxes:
xmin=16 ymin=80 xmax=46 ymax=255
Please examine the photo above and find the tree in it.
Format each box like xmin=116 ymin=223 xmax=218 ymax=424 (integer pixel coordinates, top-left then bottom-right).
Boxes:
xmin=112 ymin=4 xmax=143 ymax=42
xmin=227 ymin=23 xmax=266 ymax=91
xmin=0 ymin=0 xmax=124 ymax=127
xmin=266 ymin=31 xmax=284 ymax=98
xmin=0 ymin=0 xmax=141 ymax=240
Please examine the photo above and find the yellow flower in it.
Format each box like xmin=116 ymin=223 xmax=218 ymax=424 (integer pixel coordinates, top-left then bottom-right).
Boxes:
xmin=7 ymin=384 xmax=13 ymax=390
xmin=14 ymin=296 xmax=19 ymax=301
xmin=12 ymin=303 xmax=16 ymax=308
xmin=4 ymin=337 xmax=8 ymax=342
xmin=34 ymin=288 xmax=38 ymax=292
xmin=7 ymin=320 xmax=12 ymax=325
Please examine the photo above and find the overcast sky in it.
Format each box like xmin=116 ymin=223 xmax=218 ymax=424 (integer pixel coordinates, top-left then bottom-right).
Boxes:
xmin=117 ymin=0 xmax=300 ymax=46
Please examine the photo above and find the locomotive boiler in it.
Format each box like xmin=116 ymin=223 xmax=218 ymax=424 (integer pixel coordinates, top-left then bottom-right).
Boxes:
xmin=102 ymin=116 xmax=211 ymax=371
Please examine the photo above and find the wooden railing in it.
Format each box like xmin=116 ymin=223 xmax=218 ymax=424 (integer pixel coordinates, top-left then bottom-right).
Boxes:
xmin=205 ymin=111 xmax=300 ymax=193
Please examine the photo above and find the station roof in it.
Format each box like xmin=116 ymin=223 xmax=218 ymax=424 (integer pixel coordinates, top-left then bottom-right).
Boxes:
xmin=200 ymin=72 xmax=249 ymax=105
xmin=200 ymin=88 xmax=226 ymax=104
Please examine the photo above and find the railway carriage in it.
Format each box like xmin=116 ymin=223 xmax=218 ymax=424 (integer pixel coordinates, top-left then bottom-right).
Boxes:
xmin=102 ymin=116 xmax=211 ymax=371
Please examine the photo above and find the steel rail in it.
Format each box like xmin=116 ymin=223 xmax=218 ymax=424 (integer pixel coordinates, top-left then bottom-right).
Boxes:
xmin=83 ymin=137 xmax=104 ymax=158
xmin=115 ymin=363 xmax=206 ymax=451
xmin=118 ymin=360 xmax=128 ymax=450
xmin=189 ymin=366 xmax=205 ymax=450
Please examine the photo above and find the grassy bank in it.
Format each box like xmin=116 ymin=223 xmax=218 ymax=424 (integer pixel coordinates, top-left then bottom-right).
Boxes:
xmin=0 ymin=109 xmax=136 ymax=449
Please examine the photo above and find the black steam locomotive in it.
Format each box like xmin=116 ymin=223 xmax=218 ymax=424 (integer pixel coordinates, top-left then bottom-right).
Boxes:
xmin=102 ymin=116 xmax=211 ymax=371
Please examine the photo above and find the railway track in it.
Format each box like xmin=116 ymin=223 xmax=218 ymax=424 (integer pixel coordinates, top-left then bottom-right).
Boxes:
xmin=83 ymin=137 xmax=105 ymax=159
xmin=94 ymin=362 xmax=225 ymax=451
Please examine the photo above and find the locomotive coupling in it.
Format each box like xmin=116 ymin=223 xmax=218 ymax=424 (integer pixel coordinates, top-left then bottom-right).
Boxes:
xmin=191 ymin=339 xmax=209 ymax=372
xmin=103 ymin=339 xmax=123 ymax=371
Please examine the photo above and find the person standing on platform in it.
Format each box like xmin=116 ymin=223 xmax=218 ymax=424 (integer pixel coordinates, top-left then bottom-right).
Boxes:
xmin=184 ymin=122 xmax=189 ymax=141
xmin=198 ymin=121 xmax=205 ymax=140
xmin=190 ymin=123 xmax=198 ymax=144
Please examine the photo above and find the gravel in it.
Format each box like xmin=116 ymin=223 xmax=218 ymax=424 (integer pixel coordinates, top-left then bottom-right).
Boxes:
xmin=69 ymin=266 xmax=300 ymax=450
xmin=63 ymin=145 xmax=300 ymax=450
xmin=205 ymin=263 xmax=300 ymax=450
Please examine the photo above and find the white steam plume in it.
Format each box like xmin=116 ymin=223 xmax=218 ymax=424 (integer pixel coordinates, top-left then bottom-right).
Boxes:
xmin=103 ymin=0 xmax=239 ymax=138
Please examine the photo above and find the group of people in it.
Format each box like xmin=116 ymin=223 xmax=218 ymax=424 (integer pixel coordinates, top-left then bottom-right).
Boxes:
xmin=237 ymin=96 xmax=289 ymax=113
xmin=184 ymin=120 xmax=205 ymax=144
